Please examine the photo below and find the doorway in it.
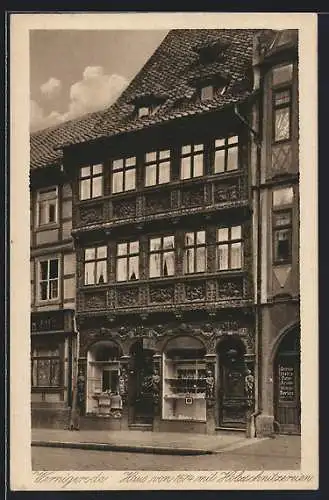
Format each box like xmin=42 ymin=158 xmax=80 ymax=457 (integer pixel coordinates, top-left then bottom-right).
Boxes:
xmin=274 ymin=327 xmax=300 ymax=435
xmin=130 ymin=340 xmax=154 ymax=425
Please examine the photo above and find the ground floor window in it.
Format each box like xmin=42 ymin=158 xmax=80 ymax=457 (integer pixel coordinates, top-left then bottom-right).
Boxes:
xmin=31 ymin=344 xmax=62 ymax=387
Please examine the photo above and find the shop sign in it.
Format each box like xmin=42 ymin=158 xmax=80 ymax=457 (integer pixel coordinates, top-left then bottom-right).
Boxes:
xmin=278 ymin=365 xmax=295 ymax=402
xmin=31 ymin=311 xmax=65 ymax=332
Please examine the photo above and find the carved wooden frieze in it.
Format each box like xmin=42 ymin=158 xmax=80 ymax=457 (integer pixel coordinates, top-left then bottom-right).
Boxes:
xmin=214 ymin=181 xmax=240 ymax=204
xmin=149 ymin=285 xmax=174 ymax=304
xmin=116 ymin=287 xmax=139 ymax=308
xmin=84 ymin=292 xmax=107 ymax=310
xmin=112 ymin=198 xmax=136 ymax=219
xmin=181 ymin=185 xmax=204 ymax=207
xmin=145 ymin=192 xmax=171 ymax=214
xmin=206 ymin=280 xmax=217 ymax=301
xmin=218 ymin=277 xmax=244 ymax=299
xmin=185 ymin=282 xmax=206 ymax=301
xmin=79 ymin=204 xmax=103 ymax=225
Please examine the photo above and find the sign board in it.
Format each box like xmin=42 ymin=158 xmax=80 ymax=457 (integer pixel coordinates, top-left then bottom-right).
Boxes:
xmin=31 ymin=311 xmax=65 ymax=332
xmin=278 ymin=365 xmax=295 ymax=402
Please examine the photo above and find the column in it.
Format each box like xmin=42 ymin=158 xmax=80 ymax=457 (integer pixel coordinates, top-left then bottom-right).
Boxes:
xmin=152 ymin=352 xmax=162 ymax=431
xmin=205 ymin=353 xmax=216 ymax=434
xmin=119 ymin=354 xmax=130 ymax=430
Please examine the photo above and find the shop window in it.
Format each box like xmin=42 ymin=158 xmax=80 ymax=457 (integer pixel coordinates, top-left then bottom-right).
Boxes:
xmin=273 ymin=88 xmax=291 ymax=142
xmin=116 ymin=241 xmax=139 ymax=282
xmin=273 ymin=211 xmax=292 ymax=264
xmin=217 ymin=226 xmax=243 ymax=270
xmin=79 ymin=164 xmax=103 ymax=200
xmin=184 ymin=230 xmax=206 ymax=274
xmin=31 ymin=345 xmax=61 ymax=387
xmin=145 ymin=149 xmax=171 ymax=186
xmin=180 ymin=144 xmax=204 ymax=180
xmin=39 ymin=258 xmax=59 ymax=301
xmin=102 ymin=369 xmax=119 ymax=392
xmin=214 ymin=136 xmax=239 ymax=173
xmin=37 ymin=187 xmax=58 ymax=226
xmin=112 ymin=157 xmax=136 ymax=193
xmin=149 ymin=235 xmax=175 ymax=278
xmin=84 ymin=246 xmax=107 ymax=285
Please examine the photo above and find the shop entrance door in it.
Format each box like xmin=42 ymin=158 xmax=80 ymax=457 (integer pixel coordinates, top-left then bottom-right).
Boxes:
xmin=130 ymin=341 xmax=154 ymax=425
xmin=274 ymin=328 xmax=300 ymax=435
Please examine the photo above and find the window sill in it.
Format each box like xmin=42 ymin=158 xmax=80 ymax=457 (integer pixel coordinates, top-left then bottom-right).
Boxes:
xmin=35 ymin=223 xmax=60 ymax=232
xmin=31 ymin=386 xmax=63 ymax=393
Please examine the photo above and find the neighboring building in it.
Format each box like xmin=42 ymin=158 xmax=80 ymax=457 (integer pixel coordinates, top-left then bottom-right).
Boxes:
xmin=30 ymin=28 xmax=300 ymax=436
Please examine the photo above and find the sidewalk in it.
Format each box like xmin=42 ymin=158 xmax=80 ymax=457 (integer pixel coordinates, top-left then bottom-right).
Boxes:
xmin=32 ymin=428 xmax=261 ymax=456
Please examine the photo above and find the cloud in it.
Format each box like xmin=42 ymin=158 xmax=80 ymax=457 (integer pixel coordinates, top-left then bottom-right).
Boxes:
xmin=30 ymin=66 xmax=128 ymax=132
xmin=40 ymin=77 xmax=62 ymax=98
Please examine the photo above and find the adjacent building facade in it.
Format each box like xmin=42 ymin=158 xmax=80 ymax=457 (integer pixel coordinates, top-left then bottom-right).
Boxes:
xmin=30 ymin=29 xmax=300 ymax=436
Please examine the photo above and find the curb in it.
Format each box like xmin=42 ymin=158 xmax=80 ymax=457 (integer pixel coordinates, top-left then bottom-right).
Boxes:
xmin=32 ymin=440 xmax=213 ymax=456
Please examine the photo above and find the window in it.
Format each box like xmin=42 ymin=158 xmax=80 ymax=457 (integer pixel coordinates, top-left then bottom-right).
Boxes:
xmin=184 ymin=231 xmax=206 ymax=274
xmin=272 ymin=63 xmax=293 ymax=86
xmin=273 ymin=187 xmax=294 ymax=206
xmin=84 ymin=246 xmax=107 ymax=285
xmin=112 ymin=157 xmax=136 ymax=193
xmin=145 ymin=150 xmax=171 ymax=186
xmin=39 ymin=259 xmax=59 ymax=301
xmin=217 ymin=226 xmax=243 ymax=270
xmin=180 ymin=144 xmax=204 ymax=180
xmin=149 ymin=236 xmax=175 ymax=278
xmin=214 ymin=136 xmax=239 ymax=173
xmin=79 ymin=164 xmax=103 ymax=200
xmin=31 ymin=345 xmax=61 ymax=387
xmin=273 ymin=88 xmax=291 ymax=142
xmin=102 ymin=369 xmax=119 ymax=392
xmin=37 ymin=188 xmax=58 ymax=226
xmin=200 ymin=85 xmax=214 ymax=101
xmin=116 ymin=241 xmax=139 ymax=282
xmin=138 ymin=106 xmax=150 ymax=118
xmin=273 ymin=211 xmax=292 ymax=263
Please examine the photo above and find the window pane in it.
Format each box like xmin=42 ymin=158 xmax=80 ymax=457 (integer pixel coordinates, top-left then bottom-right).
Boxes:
xmin=40 ymin=282 xmax=48 ymax=300
xmin=49 ymin=280 xmax=58 ymax=299
xmin=185 ymin=232 xmax=194 ymax=246
xmin=48 ymin=201 xmax=57 ymax=223
xmin=146 ymin=151 xmax=156 ymax=162
xmin=96 ymin=261 xmax=107 ymax=284
xmin=80 ymin=179 xmax=90 ymax=200
xmin=49 ymin=259 xmax=58 ymax=279
xmin=92 ymin=176 xmax=103 ymax=198
xmin=80 ymin=166 xmax=91 ymax=178
xmin=126 ymin=157 xmax=136 ymax=167
xmin=85 ymin=248 xmax=96 ymax=261
xmin=128 ymin=256 xmax=139 ymax=280
xmin=193 ymin=154 xmax=203 ymax=177
xmin=149 ymin=253 xmax=161 ymax=277
xmin=274 ymin=212 xmax=292 ymax=226
xmin=93 ymin=164 xmax=103 ymax=175
xmin=185 ymin=247 xmax=195 ymax=273
xmin=84 ymin=262 xmax=95 ymax=285
xmin=201 ymin=85 xmax=213 ymax=100
xmin=231 ymin=243 xmax=242 ymax=269
xmin=129 ymin=241 xmax=139 ymax=254
xmin=215 ymin=149 xmax=225 ymax=173
xmin=275 ymin=229 xmax=291 ymax=261
xmin=37 ymin=360 xmax=50 ymax=386
xmin=181 ymin=157 xmax=191 ymax=179
xmin=40 ymin=261 xmax=48 ymax=280
xmin=117 ymin=243 xmax=127 ymax=256
xmin=159 ymin=162 xmax=170 ymax=184
xmin=217 ymin=228 xmax=229 ymax=242
xmin=163 ymin=236 xmax=174 ymax=249
xmin=113 ymin=159 xmax=123 ymax=171
xmin=228 ymin=135 xmax=238 ymax=145
xmin=273 ymin=64 xmax=293 ymax=85
xmin=138 ymin=107 xmax=149 ymax=118
xmin=163 ymin=251 xmax=174 ymax=276
xmin=38 ymin=201 xmax=48 ymax=225
xmin=112 ymin=171 xmax=123 ymax=193
xmin=231 ymin=226 xmax=241 ymax=240
xmin=96 ymin=246 xmax=107 ymax=259
xmin=117 ymin=259 xmax=127 ymax=281
xmin=150 ymin=238 xmax=161 ymax=252
xmin=145 ymin=165 xmax=156 ymax=186
xmin=218 ymin=244 xmax=229 ymax=270
xmin=227 ymin=146 xmax=238 ymax=171
xmin=275 ymin=107 xmax=290 ymax=141
xmin=273 ymin=187 xmax=293 ymax=206
xmin=125 ymin=168 xmax=136 ymax=191
xmin=196 ymin=247 xmax=206 ymax=272
xmin=182 ymin=145 xmax=191 ymax=155
xmin=50 ymin=360 xmax=60 ymax=386
xmin=197 ymin=231 xmax=205 ymax=245
xmin=274 ymin=90 xmax=291 ymax=106
xmin=194 ymin=144 xmax=204 ymax=152
xmin=215 ymin=138 xmax=225 ymax=147
xmin=159 ymin=150 xmax=170 ymax=160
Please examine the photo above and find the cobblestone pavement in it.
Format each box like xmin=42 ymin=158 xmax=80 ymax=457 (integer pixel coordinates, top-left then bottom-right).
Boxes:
xmin=32 ymin=436 xmax=301 ymax=471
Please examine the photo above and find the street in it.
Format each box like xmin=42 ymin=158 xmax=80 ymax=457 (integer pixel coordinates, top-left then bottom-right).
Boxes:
xmin=32 ymin=436 xmax=301 ymax=471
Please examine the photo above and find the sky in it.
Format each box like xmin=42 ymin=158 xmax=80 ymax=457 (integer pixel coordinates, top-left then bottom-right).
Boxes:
xmin=29 ymin=30 xmax=168 ymax=132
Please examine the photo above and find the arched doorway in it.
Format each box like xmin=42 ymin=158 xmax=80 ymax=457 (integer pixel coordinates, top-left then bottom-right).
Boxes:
xmin=217 ymin=337 xmax=247 ymax=429
xmin=129 ymin=340 xmax=155 ymax=425
xmin=274 ymin=327 xmax=300 ymax=435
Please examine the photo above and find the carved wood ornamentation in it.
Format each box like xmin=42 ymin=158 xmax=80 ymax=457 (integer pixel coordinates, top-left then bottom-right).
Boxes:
xmin=79 ymin=204 xmax=103 ymax=225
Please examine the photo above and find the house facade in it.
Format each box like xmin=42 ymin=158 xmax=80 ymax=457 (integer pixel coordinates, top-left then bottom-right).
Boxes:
xmin=30 ymin=28 xmax=300 ymax=436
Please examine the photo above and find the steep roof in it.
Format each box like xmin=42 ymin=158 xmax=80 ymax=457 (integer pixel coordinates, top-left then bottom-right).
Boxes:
xmin=31 ymin=29 xmax=258 ymax=170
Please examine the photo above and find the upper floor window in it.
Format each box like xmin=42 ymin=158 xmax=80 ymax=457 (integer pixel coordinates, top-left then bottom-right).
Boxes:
xmin=39 ymin=258 xmax=59 ymax=301
xmin=272 ymin=63 xmax=293 ymax=86
xmin=217 ymin=226 xmax=243 ymax=270
xmin=273 ymin=88 xmax=291 ymax=143
xmin=180 ymin=144 xmax=204 ymax=180
xmin=184 ymin=230 xmax=206 ymax=274
xmin=273 ymin=186 xmax=294 ymax=207
xmin=84 ymin=246 xmax=107 ymax=285
xmin=31 ymin=345 xmax=61 ymax=388
xmin=79 ymin=164 xmax=103 ymax=200
xmin=116 ymin=241 xmax=139 ymax=282
xmin=272 ymin=186 xmax=294 ymax=264
xmin=145 ymin=150 xmax=171 ymax=186
xmin=112 ymin=157 xmax=136 ymax=194
xmin=149 ymin=235 xmax=175 ymax=278
xmin=37 ymin=187 xmax=58 ymax=226
xmin=214 ymin=136 xmax=239 ymax=173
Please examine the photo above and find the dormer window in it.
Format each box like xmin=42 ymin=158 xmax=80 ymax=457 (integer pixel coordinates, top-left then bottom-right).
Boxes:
xmin=131 ymin=92 xmax=167 ymax=120
xmin=138 ymin=106 xmax=150 ymax=119
xmin=200 ymin=85 xmax=214 ymax=101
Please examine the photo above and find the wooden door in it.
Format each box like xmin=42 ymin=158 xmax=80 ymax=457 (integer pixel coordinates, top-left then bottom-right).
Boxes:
xmin=130 ymin=345 xmax=154 ymax=424
xmin=218 ymin=359 xmax=246 ymax=429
